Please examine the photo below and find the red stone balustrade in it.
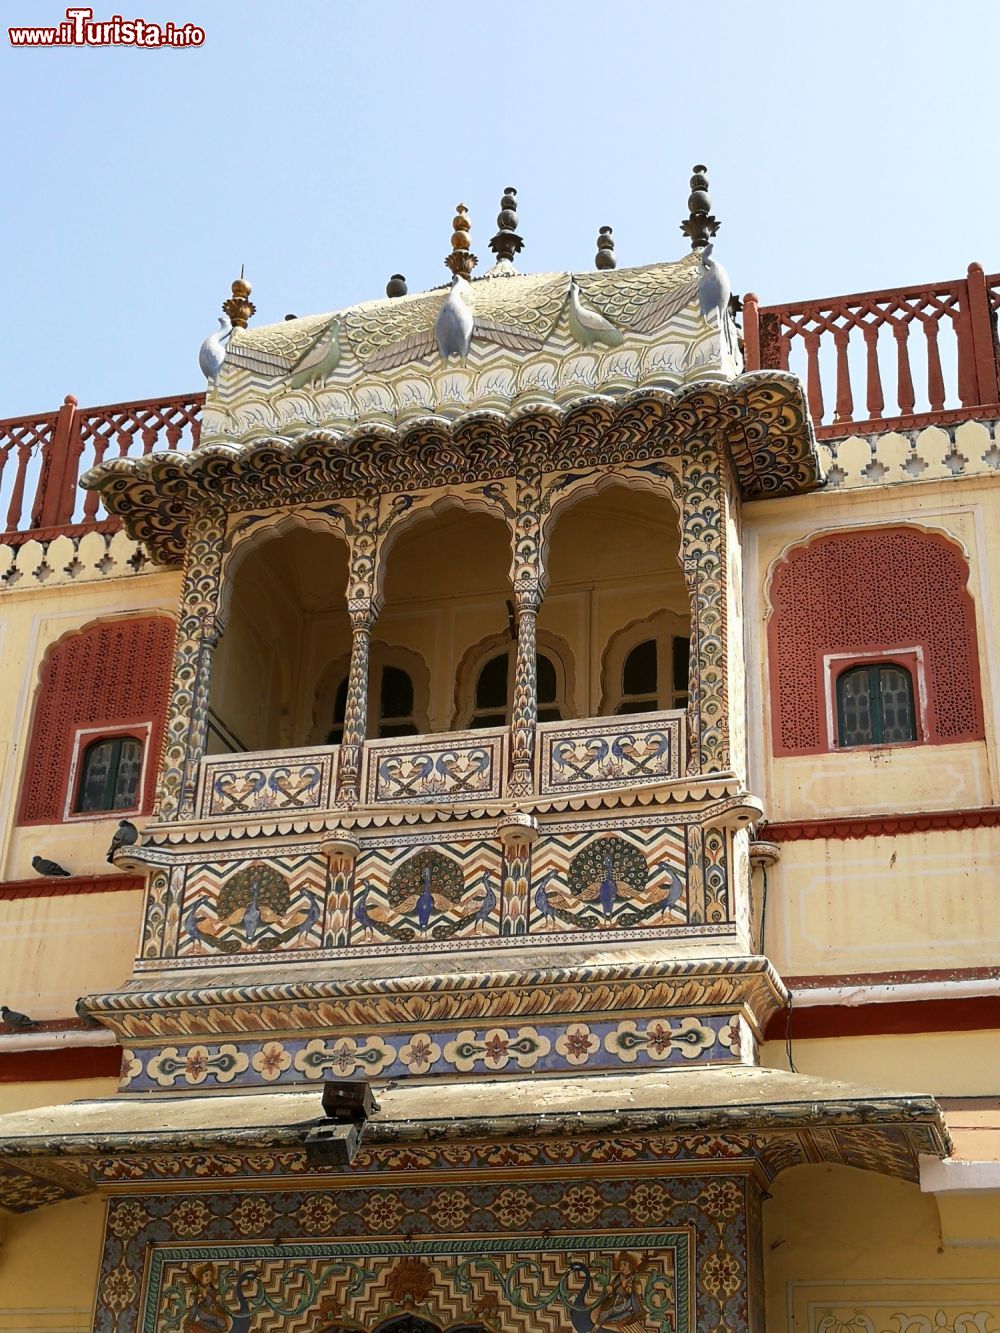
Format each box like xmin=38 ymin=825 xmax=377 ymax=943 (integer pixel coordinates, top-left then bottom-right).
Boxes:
xmin=743 ymin=263 xmax=1000 ymax=439
xmin=2 ymin=263 xmax=999 ymax=545
xmin=0 ymin=391 xmax=203 ymax=542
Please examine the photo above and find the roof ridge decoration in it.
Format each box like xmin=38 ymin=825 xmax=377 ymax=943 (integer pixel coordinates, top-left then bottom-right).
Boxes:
xmin=207 ymin=251 xmax=718 ymax=443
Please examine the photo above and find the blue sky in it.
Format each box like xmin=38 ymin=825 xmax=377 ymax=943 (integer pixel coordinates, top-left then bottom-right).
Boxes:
xmin=1 ymin=0 xmax=997 ymax=414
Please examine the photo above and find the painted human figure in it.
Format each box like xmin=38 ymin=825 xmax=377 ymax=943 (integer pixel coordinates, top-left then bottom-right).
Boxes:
xmin=183 ymin=1266 xmax=258 ymax=1333
xmin=569 ymin=1252 xmax=657 ymax=1332
xmin=590 ymin=1251 xmax=656 ymax=1330
xmin=183 ymin=1263 xmax=231 ymax=1332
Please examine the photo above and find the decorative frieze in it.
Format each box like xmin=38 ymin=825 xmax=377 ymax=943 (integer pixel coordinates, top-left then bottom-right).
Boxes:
xmin=118 ymin=1011 xmax=751 ymax=1092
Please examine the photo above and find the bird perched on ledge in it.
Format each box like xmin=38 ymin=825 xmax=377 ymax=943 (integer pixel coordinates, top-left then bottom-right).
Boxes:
xmin=0 ymin=1005 xmax=36 ymax=1029
xmin=31 ymin=855 xmax=70 ymax=878
xmin=107 ymin=818 xmax=139 ymax=864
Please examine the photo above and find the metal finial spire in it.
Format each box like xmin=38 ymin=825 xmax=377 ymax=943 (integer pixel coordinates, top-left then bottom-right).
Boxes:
xmin=595 ymin=225 xmax=616 ymax=270
xmin=386 ymin=274 xmax=408 ymax=298
xmin=222 ymin=268 xmax=255 ymax=329
xmin=489 ymin=186 xmax=524 ymax=265
xmin=444 ymin=203 xmax=478 ymax=278
xmin=680 ymin=164 xmax=720 ymax=251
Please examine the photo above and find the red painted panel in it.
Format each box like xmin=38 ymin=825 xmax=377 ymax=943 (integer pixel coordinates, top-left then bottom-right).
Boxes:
xmin=767 ymin=527 xmax=985 ymax=755
xmin=766 ymin=806 xmax=1000 ymax=842
xmin=764 ymin=995 xmax=1000 ymax=1041
xmin=0 ymin=1045 xmax=121 ymax=1083
xmin=17 ymin=616 xmax=176 ymax=825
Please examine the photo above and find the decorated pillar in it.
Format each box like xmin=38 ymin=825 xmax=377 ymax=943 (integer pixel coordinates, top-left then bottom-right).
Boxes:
xmin=321 ymin=836 xmax=361 ymax=947
xmin=498 ymin=812 xmax=538 ymax=935
xmin=508 ymin=463 xmax=546 ymax=797
xmin=335 ymin=602 xmax=377 ymax=807
xmin=681 ymin=435 xmax=730 ymax=776
xmin=154 ymin=506 xmax=226 ymax=821
xmin=335 ymin=492 xmax=382 ymax=808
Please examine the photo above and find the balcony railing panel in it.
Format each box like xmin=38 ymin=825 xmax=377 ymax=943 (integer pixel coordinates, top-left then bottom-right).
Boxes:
xmin=198 ymin=747 xmax=337 ymax=820
xmin=363 ymin=729 xmax=507 ymax=805
xmin=193 ymin=712 xmax=690 ymax=820
xmin=537 ymin=712 xmax=685 ymax=796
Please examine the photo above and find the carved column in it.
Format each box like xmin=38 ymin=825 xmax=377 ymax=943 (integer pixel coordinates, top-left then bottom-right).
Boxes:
xmin=509 ymin=587 xmax=540 ymax=796
xmin=508 ymin=464 xmax=545 ymax=798
xmin=321 ymin=836 xmax=361 ymax=947
xmin=335 ymin=602 xmax=377 ymax=807
xmin=334 ymin=491 xmax=382 ymax=809
xmin=154 ymin=507 xmax=226 ymax=821
xmin=680 ymin=439 xmax=730 ymax=776
xmin=498 ymin=813 xmax=538 ymax=936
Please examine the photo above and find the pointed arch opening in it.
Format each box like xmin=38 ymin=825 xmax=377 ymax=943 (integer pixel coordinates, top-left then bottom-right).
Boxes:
xmin=209 ymin=525 xmax=351 ymax=752
xmin=379 ymin=501 xmax=513 ymax=735
xmin=540 ymin=481 xmax=689 ymax=720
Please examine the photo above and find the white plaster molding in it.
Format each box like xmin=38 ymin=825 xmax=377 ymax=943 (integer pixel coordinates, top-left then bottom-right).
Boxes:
xmin=793 ymin=979 xmax=1000 ymax=1007
xmin=919 ymin=1154 xmax=1000 ymax=1194
xmin=0 ymin=1027 xmax=118 ymax=1053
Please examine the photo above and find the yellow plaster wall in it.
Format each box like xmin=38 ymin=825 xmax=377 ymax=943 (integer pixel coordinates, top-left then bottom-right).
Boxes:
xmin=763 ymin=1165 xmax=1000 ymax=1332
xmin=0 ymin=1077 xmax=117 ymax=1114
xmin=761 ymin=1029 xmax=1000 ymax=1098
xmin=0 ymin=1193 xmax=104 ymax=1330
xmin=0 ymin=1081 xmax=114 ymax=1331
xmin=763 ymin=825 xmax=1000 ymax=975
xmin=0 ymin=888 xmax=143 ymax=1018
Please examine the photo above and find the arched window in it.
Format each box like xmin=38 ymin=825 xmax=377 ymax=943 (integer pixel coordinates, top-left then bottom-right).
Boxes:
xmin=469 ymin=650 xmax=562 ymax=729
xmin=601 ymin=613 xmax=690 ymax=716
xmin=836 ymin=663 xmax=916 ymax=748
xmin=324 ymin=664 xmax=419 ymax=743
xmin=74 ymin=735 xmax=144 ymax=813
xmin=378 ymin=665 xmax=418 ymax=737
xmin=616 ymin=636 xmax=689 ymax=714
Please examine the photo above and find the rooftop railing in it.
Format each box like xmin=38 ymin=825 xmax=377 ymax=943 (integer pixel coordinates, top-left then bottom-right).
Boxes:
xmin=0 ymin=391 xmax=202 ymax=541
xmin=2 ymin=262 xmax=998 ymax=546
xmin=742 ymin=262 xmax=1000 ymax=438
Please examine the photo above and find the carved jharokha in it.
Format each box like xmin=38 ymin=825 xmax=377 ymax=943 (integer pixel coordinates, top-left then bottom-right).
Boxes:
xmin=149 ymin=422 xmax=752 ymax=821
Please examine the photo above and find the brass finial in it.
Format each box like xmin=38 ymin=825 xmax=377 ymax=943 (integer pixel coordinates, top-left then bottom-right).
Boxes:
xmin=222 ymin=265 xmax=256 ymax=329
xmin=595 ymin=225 xmax=616 ymax=270
xmin=489 ymin=186 xmax=524 ymax=265
xmin=386 ymin=274 xmax=408 ymax=298
xmin=444 ymin=203 xmax=478 ymax=278
xmin=680 ymin=164 xmax=720 ymax=251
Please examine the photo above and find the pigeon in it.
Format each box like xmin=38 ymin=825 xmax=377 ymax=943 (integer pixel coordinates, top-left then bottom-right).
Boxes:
xmin=106 ymin=818 xmax=139 ymax=864
xmin=1 ymin=1005 xmax=36 ymax=1028
xmin=435 ymin=275 xmax=475 ymax=360
xmin=74 ymin=996 xmax=99 ymax=1026
xmin=567 ymin=277 xmax=624 ymax=349
xmin=31 ymin=855 xmax=70 ymax=878
xmin=198 ymin=314 xmax=232 ymax=389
